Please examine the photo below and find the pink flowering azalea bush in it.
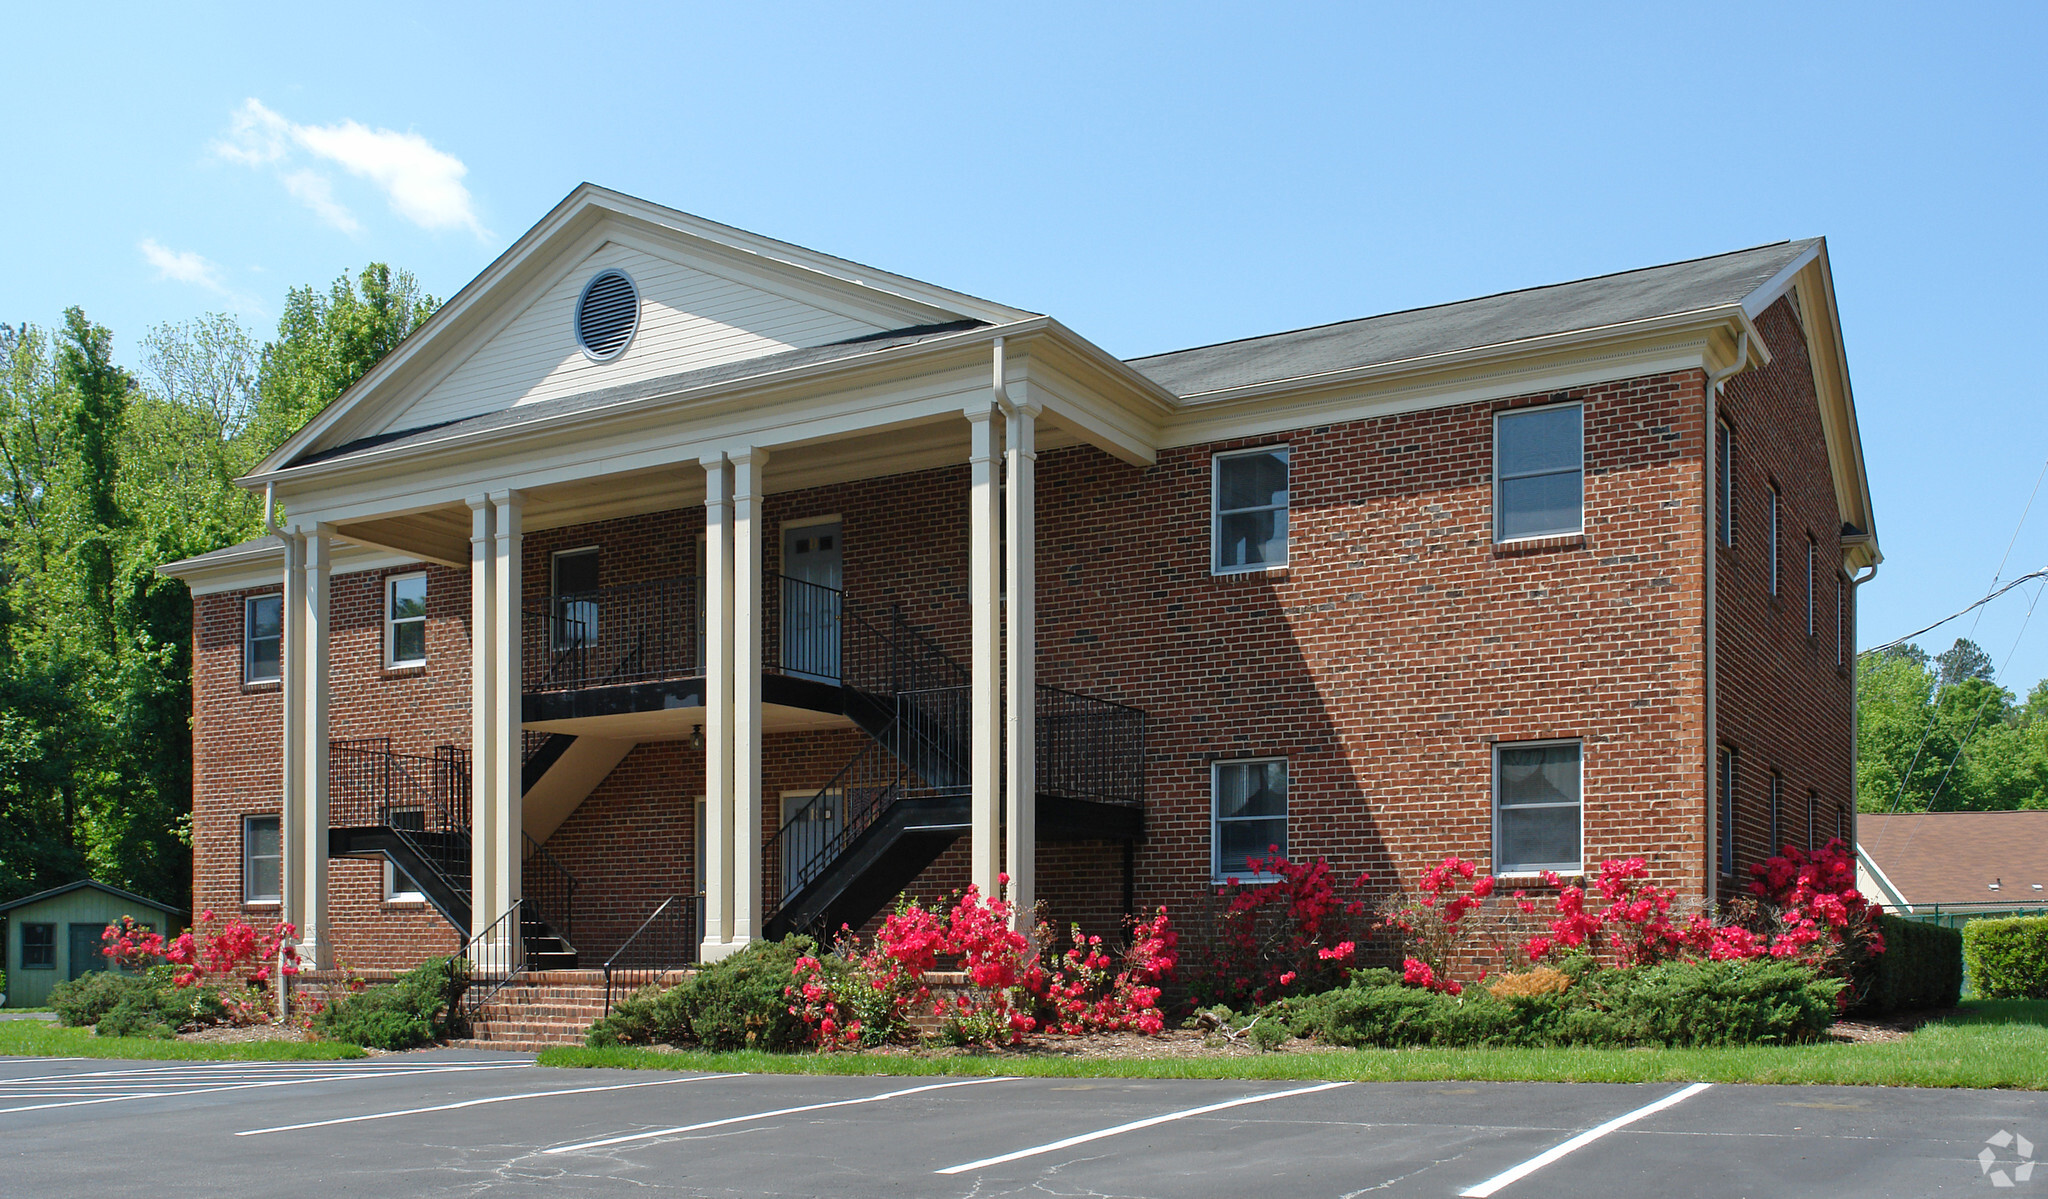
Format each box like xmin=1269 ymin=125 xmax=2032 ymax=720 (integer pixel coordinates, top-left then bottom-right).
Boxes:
xmin=784 ymin=878 xmax=1179 ymax=1050
xmin=50 ymin=910 xmax=302 ymax=1037
xmin=1188 ymin=849 xmax=1375 ymax=1008
xmin=162 ymin=909 xmax=303 ymax=1025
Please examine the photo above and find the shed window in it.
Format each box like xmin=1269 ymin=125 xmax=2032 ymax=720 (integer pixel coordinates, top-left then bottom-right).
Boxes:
xmin=1495 ymin=404 xmax=1584 ymax=541
xmin=1212 ymin=447 xmax=1289 ymax=573
xmin=21 ymin=923 xmax=55 ymax=969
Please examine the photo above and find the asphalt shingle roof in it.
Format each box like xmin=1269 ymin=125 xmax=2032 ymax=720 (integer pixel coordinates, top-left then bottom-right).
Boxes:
xmin=1860 ymin=811 xmax=2048 ymax=905
xmin=1125 ymin=239 xmax=1817 ymax=398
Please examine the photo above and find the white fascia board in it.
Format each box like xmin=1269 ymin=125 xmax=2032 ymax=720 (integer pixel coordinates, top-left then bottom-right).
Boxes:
xmin=1160 ymin=305 xmax=1770 ymax=407
xmin=158 ymin=540 xmax=425 ymax=596
xmin=1158 ymin=314 xmax=1756 ymax=449
xmin=1739 ymin=241 xmax=1823 ymax=320
xmin=1856 ymin=844 xmax=1912 ymax=912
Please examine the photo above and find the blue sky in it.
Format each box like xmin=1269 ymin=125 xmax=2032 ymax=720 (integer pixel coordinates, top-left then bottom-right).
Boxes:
xmin=4 ymin=3 xmax=2044 ymax=691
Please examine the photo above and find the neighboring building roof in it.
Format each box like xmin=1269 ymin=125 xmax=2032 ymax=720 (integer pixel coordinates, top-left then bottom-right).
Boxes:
xmin=0 ymin=879 xmax=184 ymax=916
xmin=1859 ymin=812 xmax=2048 ymax=906
xmin=1126 ymin=240 xmax=1819 ymax=398
xmin=299 ymin=319 xmax=988 ymax=471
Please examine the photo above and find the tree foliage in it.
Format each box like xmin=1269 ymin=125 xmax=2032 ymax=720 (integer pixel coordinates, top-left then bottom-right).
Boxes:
xmin=1857 ymin=638 xmax=2048 ymax=814
xmin=0 ymin=266 xmax=437 ymax=908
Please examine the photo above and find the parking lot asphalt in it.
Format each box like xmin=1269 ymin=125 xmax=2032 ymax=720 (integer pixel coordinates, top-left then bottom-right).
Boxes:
xmin=1 ymin=1048 xmax=2042 ymax=1197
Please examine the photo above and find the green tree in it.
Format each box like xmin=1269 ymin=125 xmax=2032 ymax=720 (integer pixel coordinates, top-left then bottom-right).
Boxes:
xmin=251 ymin=264 xmax=437 ymax=452
xmin=1858 ymin=638 xmax=2048 ymax=813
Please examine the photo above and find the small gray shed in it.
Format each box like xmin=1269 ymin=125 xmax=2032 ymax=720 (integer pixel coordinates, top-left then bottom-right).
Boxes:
xmin=0 ymin=881 xmax=185 ymax=1008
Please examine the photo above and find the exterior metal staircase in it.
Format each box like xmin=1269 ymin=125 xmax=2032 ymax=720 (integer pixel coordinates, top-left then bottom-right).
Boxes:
xmin=327 ymin=738 xmax=579 ymax=968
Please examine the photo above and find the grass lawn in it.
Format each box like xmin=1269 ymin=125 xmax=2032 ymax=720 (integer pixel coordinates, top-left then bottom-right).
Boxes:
xmin=0 ymin=1020 xmax=365 ymax=1062
xmin=537 ymin=1000 xmax=2048 ymax=1089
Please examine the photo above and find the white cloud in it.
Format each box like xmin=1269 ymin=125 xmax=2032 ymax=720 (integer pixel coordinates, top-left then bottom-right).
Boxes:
xmin=139 ymin=238 xmax=227 ymax=291
xmin=213 ymin=98 xmax=489 ymax=240
xmin=138 ymin=239 xmax=265 ymax=315
xmin=282 ymin=168 xmax=361 ymax=234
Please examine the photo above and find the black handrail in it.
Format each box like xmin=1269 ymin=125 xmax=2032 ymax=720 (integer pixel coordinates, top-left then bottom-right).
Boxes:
xmin=521 ymin=832 xmax=577 ymax=949
xmin=1036 ymin=686 xmax=1146 ymax=806
xmin=454 ymin=901 xmax=528 ymax=1020
xmin=602 ymin=895 xmax=701 ymax=1015
xmin=524 ymin=578 xmax=693 ymax=692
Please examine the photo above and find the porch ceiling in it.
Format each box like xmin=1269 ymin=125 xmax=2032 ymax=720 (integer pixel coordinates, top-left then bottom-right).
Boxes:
xmin=525 ymin=701 xmax=853 ymax=740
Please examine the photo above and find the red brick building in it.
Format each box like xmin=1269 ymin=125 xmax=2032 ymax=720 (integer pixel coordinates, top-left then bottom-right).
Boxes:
xmin=161 ymin=186 xmax=1880 ymax=975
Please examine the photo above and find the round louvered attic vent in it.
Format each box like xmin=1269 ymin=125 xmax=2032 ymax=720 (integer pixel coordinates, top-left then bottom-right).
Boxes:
xmin=575 ymin=269 xmax=640 ymax=361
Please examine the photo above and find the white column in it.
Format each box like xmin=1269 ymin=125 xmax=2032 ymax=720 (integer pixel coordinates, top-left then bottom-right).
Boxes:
xmin=299 ymin=527 xmax=332 ymax=968
xmin=699 ymin=455 xmax=735 ymax=958
xmin=279 ymin=532 xmax=307 ymax=948
xmin=488 ymin=491 xmax=524 ymax=947
xmin=1004 ymin=402 xmax=1040 ymax=926
xmin=467 ymin=496 xmax=496 ymax=943
xmin=730 ymin=448 xmax=768 ymax=947
xmin=966 ymin=405 xmax=1004 ymax=898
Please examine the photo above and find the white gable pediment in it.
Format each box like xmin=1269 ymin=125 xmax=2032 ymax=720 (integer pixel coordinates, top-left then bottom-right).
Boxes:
xmin=385 ymin=238 xmax=894 ymax=435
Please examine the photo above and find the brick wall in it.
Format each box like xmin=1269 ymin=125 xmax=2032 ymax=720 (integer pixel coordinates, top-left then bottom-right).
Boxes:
xmin=190 ymin=346 xmax=1855 ymax=967
xmin=1713 ymin=296 xmax=1857 ymax=882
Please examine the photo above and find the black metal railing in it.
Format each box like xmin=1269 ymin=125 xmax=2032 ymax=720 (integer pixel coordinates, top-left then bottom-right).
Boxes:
xmin=330 ymin=738 xmax=471 ymax=832
xmin=524 ymin=577 xmax=698 ymax=693
xmin=1036 ymin=686 xmax=1146 ymax=806
xmin=521 ymin=833 xmax=576 ymax=947
xmin=454 ymin=901 xmax=527 ymax=1020
xmin=602 ymin=895 xmax=702 ymax=1015
xmin=768 ymin=575 xmax=843 ymax=681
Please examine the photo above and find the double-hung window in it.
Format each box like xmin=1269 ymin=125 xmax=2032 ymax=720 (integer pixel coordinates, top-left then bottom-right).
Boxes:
xmin=1494 ymin=404 xmax=1584 ymax=541
xmin=244 ymin=815 xmax=282 ymax=904
xmin=1837 ymin=575 xmax=1847 ymax=665
xmin=1769 ymin=772 xmax=1783 ymax=856
xmin=1807 ymin=791 xmax=1819 ymax=852
xmin=385 ymin=573 xmax=428 ymax=668
xmin=1212 ymin=758 xmax=1287 ymax=881
xmin=1718 ymin=746 xmax=1738 ymax=877
xmin=1493 ymin=740 xmax=1582 ymax=874
xmin=1716 ymin=420 xmax=1737 ymax=545
xmin=244 ymin=594 xmax=283 ymax=684
xmin=1807 ymin=537 xmax=1817 ymax=637
xmin=1768 ymin=486 xmax=1781 ymax=596
xmin=21 ymin=923 xmax=55 ymax=969
xmin=551 ymin=547 xmax=601 ymax=652
xmin=1212 ymin=447 xmax=1289 ymax=573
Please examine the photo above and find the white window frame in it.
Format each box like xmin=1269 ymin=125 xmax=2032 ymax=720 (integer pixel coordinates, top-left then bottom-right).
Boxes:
xmin=243 ymin=593 xmax=283 ymax=685
xmin=1769 ymin=771 xmax=1782 ymax=856
xmin=1492 ymin=738 xmax=1584 ymax=876
xmin=1807 ymin=791 xmax=1819 ymax=853
xmin=384 ymin=859 xmax=426 ymax=905
xmin=384 ymin=572 xmax=428 ymax=669
xmin=1210 ymin=446 xmax=1290 ymax=575
xmin=243 ymin=814 xmax=282 ymax=905
xmin=1492 ymin=402 xmax=1585 ymax=543
xmin=1716 ymin=419 xmax=1737 ymax=546
xmin=1768 ymin=485 xmax=1781 ymax=596
xmin=1211 ymin=757 xmax=1288 ymax=883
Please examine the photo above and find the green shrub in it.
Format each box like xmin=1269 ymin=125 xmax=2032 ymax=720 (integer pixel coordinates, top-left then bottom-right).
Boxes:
xmin=96 ymin=992 xmax=177 ymax=1039
xmin=584 ymin=937 xmax=817 ymax=1051
xmin=49 ymin=971 xmax=149 ymax=1028
xmin=1857 ymin=915 xmax=1964 ymax=1012
xmin=1284 ymin=960 xmax=1838 ymax=1049
xmin=1965 ymin=916 xmax=2048 ymax=999
xmin=1580 ymin=960 xmax=1839 ymax=1046
xmin=315 ymin=957 xmax=458 ymax=1050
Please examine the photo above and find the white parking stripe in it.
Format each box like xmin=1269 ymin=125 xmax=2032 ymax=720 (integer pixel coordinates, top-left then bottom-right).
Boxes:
xmin=236 ymin=1073 xmax=745 ymax=1135
xmin=0 ymin=1063 xmax=533 ymax=1116
xmin=543 ymin=1076 xmax=1019 ymax=1155
xmin=934 ymin=1080 xmax=1351 ymax=1175
xmin=1458 ymin=1082 xmax=1714 ymax=1198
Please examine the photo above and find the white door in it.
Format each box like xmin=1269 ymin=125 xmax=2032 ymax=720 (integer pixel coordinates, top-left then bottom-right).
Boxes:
xmin=781 ymin=522 xmax=842 ymax=681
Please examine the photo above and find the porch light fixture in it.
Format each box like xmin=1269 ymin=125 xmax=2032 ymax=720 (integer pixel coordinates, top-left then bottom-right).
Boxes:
xmin=690 ymin=724 xmax=704 ymax=750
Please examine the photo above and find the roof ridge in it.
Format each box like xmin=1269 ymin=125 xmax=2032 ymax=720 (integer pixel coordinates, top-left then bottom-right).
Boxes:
xmin=1126 ymin=238 xmax=1808 ymax=365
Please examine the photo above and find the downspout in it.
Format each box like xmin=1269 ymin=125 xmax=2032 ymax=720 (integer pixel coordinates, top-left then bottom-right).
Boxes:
xmin=1847 ymin=559 xmax=1879 ymax=877
xmin=263 ymin=481 xmax=283 ymax=537
xmin=1702 ymin=330 xmax=1750 ymax=905
xmin=991 ymin=335 xmax=1012 ymax=410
